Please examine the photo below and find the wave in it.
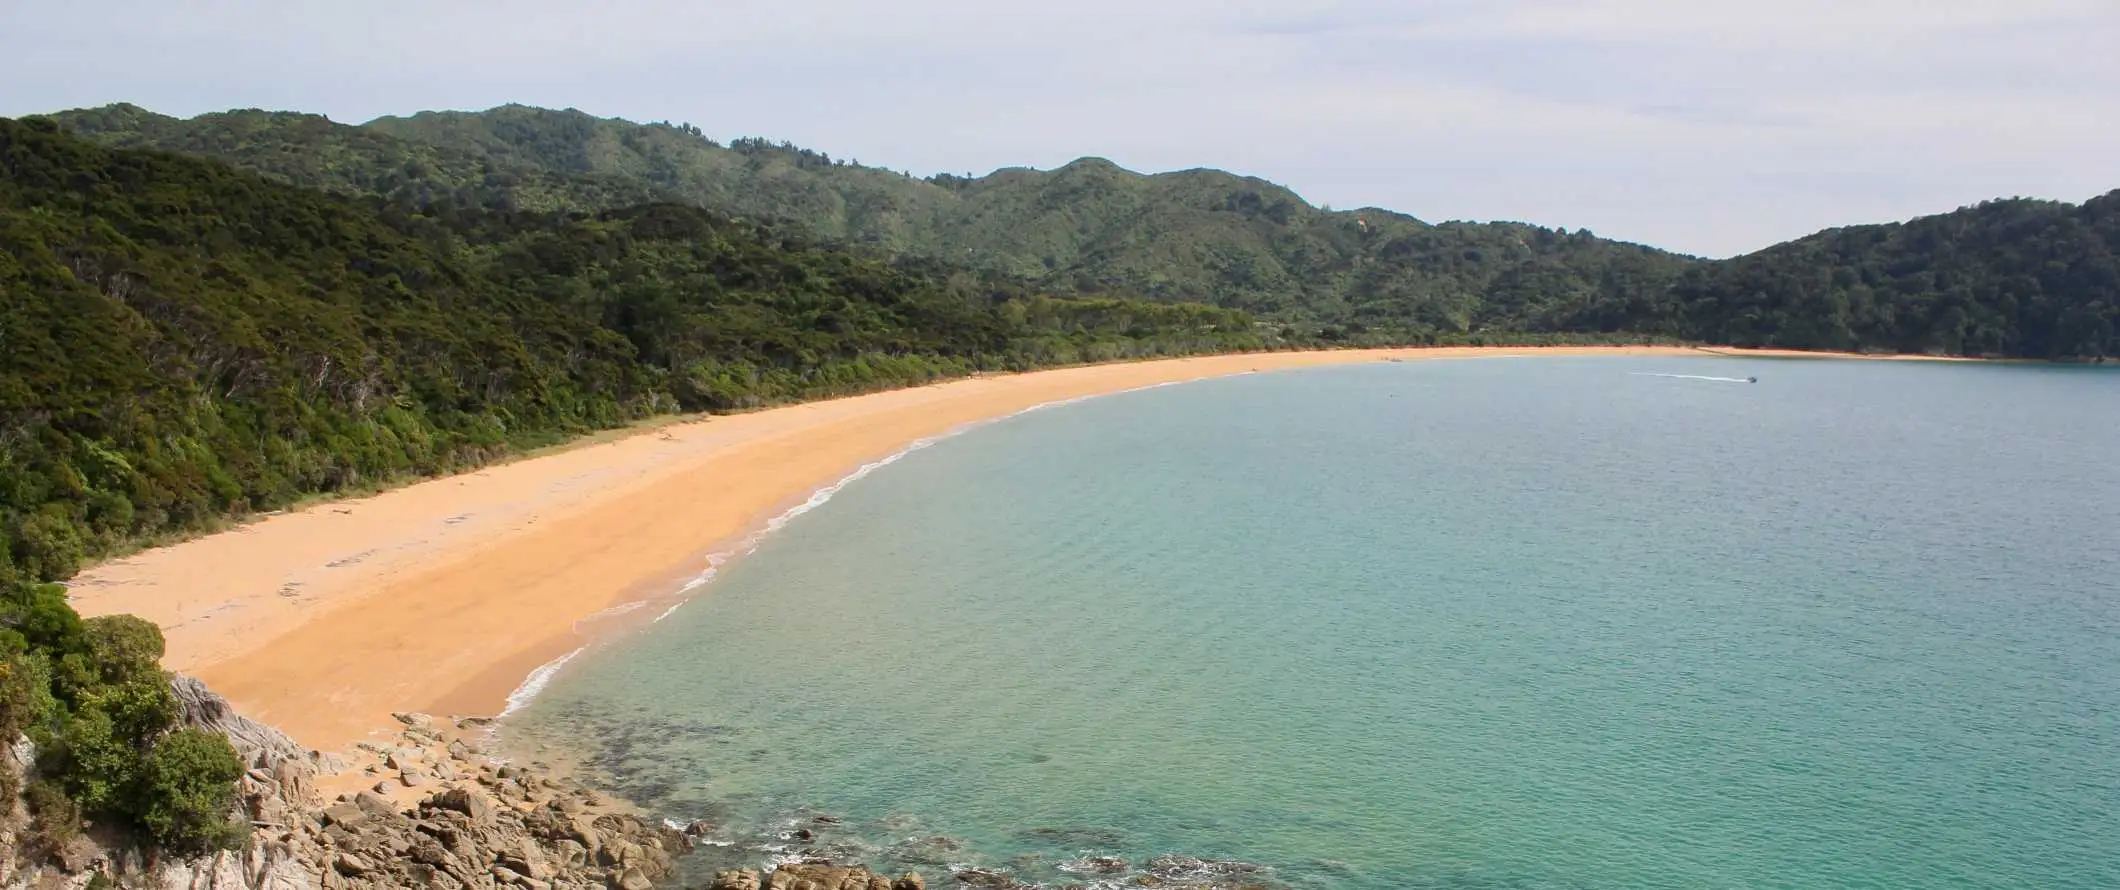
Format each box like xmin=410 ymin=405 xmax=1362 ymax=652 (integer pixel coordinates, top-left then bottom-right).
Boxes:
xmin=496 ymin=376 xmax=1211 ymax=716
xmin=499 ymin=646 xmax=586 ymax=717
xmin=1631 ymin=372 xmax=1754 ymax=383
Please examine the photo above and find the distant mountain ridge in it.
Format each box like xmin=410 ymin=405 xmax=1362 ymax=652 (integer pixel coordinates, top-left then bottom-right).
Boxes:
xmin=51 ymin=103 xmax=1696 ymax=334
xmin=40 ymin=103 xmax=2120 ymax=358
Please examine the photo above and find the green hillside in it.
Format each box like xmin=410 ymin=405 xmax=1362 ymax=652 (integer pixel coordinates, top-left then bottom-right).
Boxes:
xmin=1654 ymin=195 xmax=2120 ymax=357
xmin=53 ymin=104 xmax=1699 ymax=333
xmin=0 ymin=116 xmax=1265 ymax=586
xmin=39 ymin=103 xmax=2120 ymax=358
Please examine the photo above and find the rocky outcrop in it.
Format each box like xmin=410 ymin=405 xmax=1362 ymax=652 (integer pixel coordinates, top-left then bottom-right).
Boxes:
xmin=710 ymin=865 xmax=924 ymax=890
xmin=2 ymin=683 xmax=694 ymax=890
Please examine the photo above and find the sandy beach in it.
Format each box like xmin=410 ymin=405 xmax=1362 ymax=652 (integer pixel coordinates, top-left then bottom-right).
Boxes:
xmin=65 ymin=345 xmax=1842 ymax=752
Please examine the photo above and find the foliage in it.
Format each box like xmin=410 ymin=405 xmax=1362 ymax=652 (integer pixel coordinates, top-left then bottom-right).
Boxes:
xmin=51 ymin=105 xmax=1700 ymax=333
xmin=23 ymin=779 xmax=81 ymax=856
xmin=1582 ymin=196 xmax=2120 ymax=358
xmin=135 ymin=728 xmax=248 ymax=855
xmin=0 ymin=116 xmax=1265 ymax=585
xmin=0 ymin=573 xmax=242 ymax=854
xmin=49 ymin=104 xmax=2120 ymax=358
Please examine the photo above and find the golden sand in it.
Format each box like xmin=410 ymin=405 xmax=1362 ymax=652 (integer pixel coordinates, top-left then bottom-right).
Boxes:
xmin=66 ymin=346 xmax=1896 ymax=752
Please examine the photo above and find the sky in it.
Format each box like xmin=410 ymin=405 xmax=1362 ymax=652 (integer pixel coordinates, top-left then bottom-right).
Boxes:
xmin=4 ymin=0 xmax=2116 ymax=257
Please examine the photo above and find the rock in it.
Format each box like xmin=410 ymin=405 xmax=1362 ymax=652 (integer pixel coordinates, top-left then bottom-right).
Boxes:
xmin=401 ymin=767 xmax=428 ymax=787
xmin=767 ymin=863 xmax=893 ymax=890
xmin=448 ymin=739 xmax=475 ymax=761
xmin=430 ymin=787 xmax=493 ymax=823
xmin=321 ymin=803 xmax=367 ymax=827
xmin=456 ymin=715 xmax=495 ymax=729
xmin=394 ymin=711 xmax=436 ymax=728
xmin=611 ymin=867 xmax=654 ymax=890
xmin=813 ymin=814 xmax=843 ymax=824
xmin=172 ymin=674 xmax=342 ymax=771
xmin=274 ymin=757 xmax=320 ymax=806
xmin=355 ymin=790 xmax=396 ymax=816
xmin=500 ymin=837 xmax=552 ymax=879
xmin=373 ymin=780 xmax=395 ymax=794
xmin=950 ymin=868 xmax=1025 ymax=889
xmin=711 ymin=870 xmax=763 ymax=890
xmin=334 ymin=852 xmax=375 ymax=875
xmin=893 ymin=874 xmax=926 ymax=890
xmin=792 ymin=827 xmax=815 ymax=840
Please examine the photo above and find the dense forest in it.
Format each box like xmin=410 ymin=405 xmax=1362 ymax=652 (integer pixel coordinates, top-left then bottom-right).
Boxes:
xmin=46 ymin=105 xmax=2120 ymax=359
xmin=52 ymin=105 xmax=1700 ymax=332
xmin=1621 ymin=195 xmax=2120 ymax=357
xmin=0 ymin=116 xmax=1271 ymax=589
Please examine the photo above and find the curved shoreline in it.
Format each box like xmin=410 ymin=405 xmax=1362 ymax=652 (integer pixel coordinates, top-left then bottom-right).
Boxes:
xmin=62 ymin=345 xmax=1910 ymax=754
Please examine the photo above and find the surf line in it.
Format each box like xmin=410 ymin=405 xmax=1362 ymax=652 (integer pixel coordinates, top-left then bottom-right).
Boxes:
xmin=1630 ymin=372 xmax=1756 ymax=384
xmin=492 ymin=375 xmax=1211 ymax=717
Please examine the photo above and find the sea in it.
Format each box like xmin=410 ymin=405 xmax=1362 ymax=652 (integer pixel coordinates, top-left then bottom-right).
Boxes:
xmin=497 ymin=355 xmax=2120 ymax=889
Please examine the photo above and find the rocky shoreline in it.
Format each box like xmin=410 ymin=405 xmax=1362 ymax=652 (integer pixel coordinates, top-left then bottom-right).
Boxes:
xmin=4 ymin=677 xmax=1286 ymax=890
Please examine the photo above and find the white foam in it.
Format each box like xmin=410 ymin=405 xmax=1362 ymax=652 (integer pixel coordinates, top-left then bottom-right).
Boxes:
xmin=499 ymin=646 xmax=586 ymax=717
xmin=1631 ymin=372 xmax=1754 ymax=384
xmin=578 ymin=601 xmax=648 ymax=623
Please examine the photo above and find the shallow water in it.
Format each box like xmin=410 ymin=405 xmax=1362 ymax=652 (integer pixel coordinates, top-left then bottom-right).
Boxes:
xmin=503 ymin=356 xmax=2120 ymax=888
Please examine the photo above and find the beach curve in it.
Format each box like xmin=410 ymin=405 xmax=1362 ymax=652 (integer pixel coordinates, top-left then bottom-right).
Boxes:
xmin=69 ymin=346 xmax=1726 ymax=752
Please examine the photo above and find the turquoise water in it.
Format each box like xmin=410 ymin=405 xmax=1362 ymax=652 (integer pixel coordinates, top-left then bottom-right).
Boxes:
xmin=504 ymin=357 xmax=2120 ymax=889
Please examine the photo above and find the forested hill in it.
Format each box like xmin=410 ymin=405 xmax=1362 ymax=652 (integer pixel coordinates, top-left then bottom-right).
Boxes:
xmin=1652 ymin=194 xmax=2120 ymax=358
xmin=48 ymin=104 xmax=1699 ymax=333
xmin=0 ymin=116 xmax=1266 ymax=586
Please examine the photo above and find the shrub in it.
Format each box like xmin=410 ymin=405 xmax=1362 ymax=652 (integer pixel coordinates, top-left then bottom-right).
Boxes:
xmin=9 ymin=511 xmax=85 ymax=583
xmin=23 ymin=779 xmax=82 ymax=857
xmin=74 ymin=615 xmax=166 ymax=689
xmin=135 ymin=729 xmax=247 ymax=854
xmin=0 ymin=582 xmax=85 ymax=655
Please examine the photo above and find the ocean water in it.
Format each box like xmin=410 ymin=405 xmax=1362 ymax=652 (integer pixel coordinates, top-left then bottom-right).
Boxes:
xmin=501 ymin=356 xmax=2120 ymax=889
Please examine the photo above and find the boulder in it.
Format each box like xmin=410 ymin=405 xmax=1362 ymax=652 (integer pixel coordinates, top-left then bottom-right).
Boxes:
xmin=429 ymin=787 xmax=493 ymax=823
xmin=893 ymin=874 xmax=926 ymax=890
xmin=711 ymin=870 xmax=763 ymax=890
xmin=611 ymin=867 xmax=655 ymax=890
xmin=767 ymin=863 xmax=895 ymax=890
xmin=334 ymin=852 xmax=375 ymax=875
xmin=355 ymin=790 xmax=396 ymax=816
xmin=320 ymin=803 xmax=367 ymax=828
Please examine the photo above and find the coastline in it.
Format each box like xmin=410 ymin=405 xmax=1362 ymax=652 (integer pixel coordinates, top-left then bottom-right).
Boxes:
xmin=62 ymin=344 xmax=1943 ymax=754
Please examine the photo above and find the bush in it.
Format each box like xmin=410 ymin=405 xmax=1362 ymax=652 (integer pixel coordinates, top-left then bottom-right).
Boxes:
xmin=0 ymin=582 xmax=85 ymax=655
xmin=24 ymin=779 xmax=82 ymax=857
xmin=75 ymin=618 xmax=164 ymax=686
xmin=0 ymin=651 xmax=55 ymax=742
xmin=9 ymin=511 xmax=85 ymax=583
xmin=50 ymin=707 xmax=138 ymax=813
xmin=135 ymin=729 xmax=247 ymax=854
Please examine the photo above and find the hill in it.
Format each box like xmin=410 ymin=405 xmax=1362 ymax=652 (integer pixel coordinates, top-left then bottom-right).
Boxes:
xmin=1653 ymin=195 xmax=2120 ymax=357
xmin=52 ymin=104 xmax=1699 ymax=334
xmin=0 ymin=116 xmax=1267 ymax=587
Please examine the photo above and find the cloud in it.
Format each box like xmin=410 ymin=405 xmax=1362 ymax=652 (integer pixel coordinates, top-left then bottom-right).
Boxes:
xmin=2 ymin=0 xmax=2115 ymax=256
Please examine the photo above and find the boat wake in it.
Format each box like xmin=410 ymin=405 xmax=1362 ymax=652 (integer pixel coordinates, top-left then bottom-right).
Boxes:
xmin=1631 ymin=372 xmax=1754 ymax=384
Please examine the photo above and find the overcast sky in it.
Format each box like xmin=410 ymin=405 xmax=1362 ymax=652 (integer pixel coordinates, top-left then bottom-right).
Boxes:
xmin=4 ymin=0 xmax=2116 ymax=257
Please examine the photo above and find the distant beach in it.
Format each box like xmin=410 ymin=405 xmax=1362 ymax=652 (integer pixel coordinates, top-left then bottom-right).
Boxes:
xmin=64 ymin=345 xmax=1939 ymax=753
